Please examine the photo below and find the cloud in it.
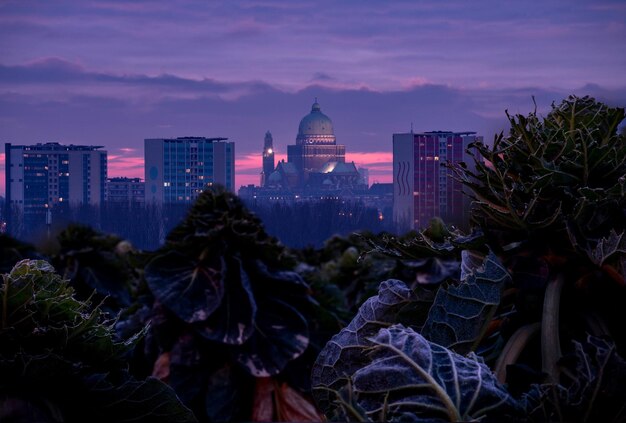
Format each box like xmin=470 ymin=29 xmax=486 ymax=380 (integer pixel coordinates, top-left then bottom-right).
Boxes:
xmin=108 ymin=154 xmax=144 ymax=179
xmin=2 ymin=1 xmax=624 ymax=91
xmin=347 ymin=151 xmax=393 ymax=168
xmin=0 ymin=58 xmax=279 ymax=101
xmin=311 ymin=72 xmax=336 ymax=82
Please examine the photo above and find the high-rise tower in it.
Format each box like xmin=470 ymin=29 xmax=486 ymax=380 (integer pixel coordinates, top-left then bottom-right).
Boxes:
xmin=5 ymin=142 xmax=107 ymax=236
xmin=144 ymin=137 xmax=234 ymax=204
xmin=260 ymin=131 xmax=275 ymax=187
xmin=393 ymin=131 xmax=481 ymax=232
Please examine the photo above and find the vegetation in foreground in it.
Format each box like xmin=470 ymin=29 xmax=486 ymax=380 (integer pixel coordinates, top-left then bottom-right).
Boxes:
xmin=312 ymin=95 xmax=626 ymax=422
xmin=0 ymin=95 xmax=624 ymax=422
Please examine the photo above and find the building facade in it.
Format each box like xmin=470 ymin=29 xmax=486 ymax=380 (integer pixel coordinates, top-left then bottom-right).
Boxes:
xmin=145 ymin=137 xmax=234 ymax=204
xmin=285 ymin=100 xmax=346 ymax=186
xmin=393 ymin=131 xmax=481 ymax=232
xmin=4 ymin=142 xmax=107 ymax=235
xmin=106 ymin=177 xmax=145 ymax=206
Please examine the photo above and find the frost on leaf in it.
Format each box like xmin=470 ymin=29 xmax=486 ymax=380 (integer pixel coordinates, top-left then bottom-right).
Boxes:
xmin=354 ymin=325 xmax=522 ymax=422
xmin=422 ymin=250 xmax=510 ymax=354
xmin=311 ymin=279 xmax=434 ymax=419
xmin=523 ymin=336 xmax=626 ymax=423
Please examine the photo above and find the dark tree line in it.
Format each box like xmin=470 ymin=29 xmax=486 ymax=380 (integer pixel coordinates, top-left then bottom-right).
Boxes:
xmin=8 ymin=197 xmax=393 ymax=250
xmin=244 ymin=199 xmax=393 ymax=248
xmin=9 ymin=202 xmax=189 ymax=250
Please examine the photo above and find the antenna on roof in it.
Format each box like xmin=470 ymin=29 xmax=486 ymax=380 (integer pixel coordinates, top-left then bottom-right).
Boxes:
xmin=410 ymin=122 xmax=414 ymax=133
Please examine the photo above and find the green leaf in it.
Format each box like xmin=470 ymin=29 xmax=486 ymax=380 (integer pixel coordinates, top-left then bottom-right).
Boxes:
xmin=235 ymin=298 xmax=309 ymax=377
xmin=351 ymin=325 xmax=523 ymax=421
xmin=311 ymin=279 xmax=435 ymax=419
xmin=145 ymin=251 xmax=225 ymax=324
xmin=586 ymin=229 xmax=626 ymax=266
xmin=1 ymin=259 xmax=194 ymax=422
xmin=422 ymin=251 xmax=510 ymax=354
xmin=193 ymin=256 xmax=256 ymax=345
xmin=54 ymin=225 xmax=136 ymax=307
xmin=524 ymin=336 xmax=626 ymax=423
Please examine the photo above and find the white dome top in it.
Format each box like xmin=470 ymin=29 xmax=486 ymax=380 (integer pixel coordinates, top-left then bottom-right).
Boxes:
xmin=296 ymin=100 xmax=336 ymax=145
xmin=298 ymin=101 xmax=333 ymax=135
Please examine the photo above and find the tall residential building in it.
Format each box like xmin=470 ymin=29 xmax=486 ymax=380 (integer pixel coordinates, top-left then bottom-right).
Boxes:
xmin=260 ymin=131 xmax=275 ymax=187
xmin=393 ymin=131 xmax=481 ymax=232
xmin=145 ymin=137 xmax=235 ymax=204
xmin=4 ymin=142 xmax=107 ymax=235
xmin=106 ymin=177 xmax=145 ymax=206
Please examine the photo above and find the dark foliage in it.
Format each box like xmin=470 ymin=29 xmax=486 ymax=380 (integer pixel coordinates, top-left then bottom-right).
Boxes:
xmin=0 ymin=234 xmax=42 ymax=274
xmin=0 ymin=260 xmax=196 ymax=423
xmin=313 ymin=96 xmax=626 ymax=422
xmin=143 ymin=187 xmax=323 ymax=421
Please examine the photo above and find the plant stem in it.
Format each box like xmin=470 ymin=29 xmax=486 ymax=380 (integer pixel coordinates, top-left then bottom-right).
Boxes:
xmin=2 ymin=275 xmax=8 ymax=329
xmin=494 ymin=322 xmax=541 ymax=383
xmin=541 ymin=274 xmax=564 ymax=384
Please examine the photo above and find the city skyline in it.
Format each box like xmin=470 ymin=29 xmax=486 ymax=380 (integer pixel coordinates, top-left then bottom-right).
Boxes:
xmin=1 ymin=0 xmax=625 ymax=195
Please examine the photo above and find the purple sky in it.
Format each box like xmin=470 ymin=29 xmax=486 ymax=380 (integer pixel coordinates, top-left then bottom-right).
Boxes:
xmin=1 ymin=0 xmax=625 ymax=193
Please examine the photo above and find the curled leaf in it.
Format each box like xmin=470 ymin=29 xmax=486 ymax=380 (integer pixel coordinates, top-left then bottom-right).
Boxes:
xmin=145 ymin=251 xmax=225 ymax=324
xmin=353 ymin=325 xmax=523 ymax=422
xmin=194 ymin=257 xmax=256 ymax=345
xmin=422 ymin=250 xmax=510 ymax=354
xmin=311 ymin=279 xmax=433 ymax=419
xmin=235 ymin=298 xmax=308 ymax=377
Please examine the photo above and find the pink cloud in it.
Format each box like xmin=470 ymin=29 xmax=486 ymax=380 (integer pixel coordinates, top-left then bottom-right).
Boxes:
xmin=235 ymin=151 xmax=393 ymax=187
xmin=108 ymin=154 xmax=144 ymax=179
xmin=236 ymin=152 xmax=287 ymax=188
xmin=236 ymin=152 xmax=287 ymax=173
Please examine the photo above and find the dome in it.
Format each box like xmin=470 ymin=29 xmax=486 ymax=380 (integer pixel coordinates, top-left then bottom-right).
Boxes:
xmin=297 ymin=101 xmax=334 ymax=137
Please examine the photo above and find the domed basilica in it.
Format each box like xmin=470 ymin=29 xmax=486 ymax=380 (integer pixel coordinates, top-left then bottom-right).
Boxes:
xmin=261 ymin=100 xmax=361 ymax=190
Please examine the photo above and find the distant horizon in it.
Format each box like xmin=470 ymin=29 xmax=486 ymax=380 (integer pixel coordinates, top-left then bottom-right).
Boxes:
xmin=1 ymin=0 xmax=625 ymax=196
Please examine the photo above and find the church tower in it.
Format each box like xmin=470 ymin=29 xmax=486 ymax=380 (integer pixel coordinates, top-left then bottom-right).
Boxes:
xmin=260 ymin=130 xmax=275 ymax=187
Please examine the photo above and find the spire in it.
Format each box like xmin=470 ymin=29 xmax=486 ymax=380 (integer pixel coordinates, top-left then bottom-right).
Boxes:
xmin=264 ymin=130 xmax=273 ymax=149
xmin=312 ymin=98 xmax=321 ymax=112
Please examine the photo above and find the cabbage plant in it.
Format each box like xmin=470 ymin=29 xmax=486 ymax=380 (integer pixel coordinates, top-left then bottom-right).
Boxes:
xmin=312 ymin=96 xmax=626 ymax=422
xmin=0 ymin=259 xmax=195 ymax=422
